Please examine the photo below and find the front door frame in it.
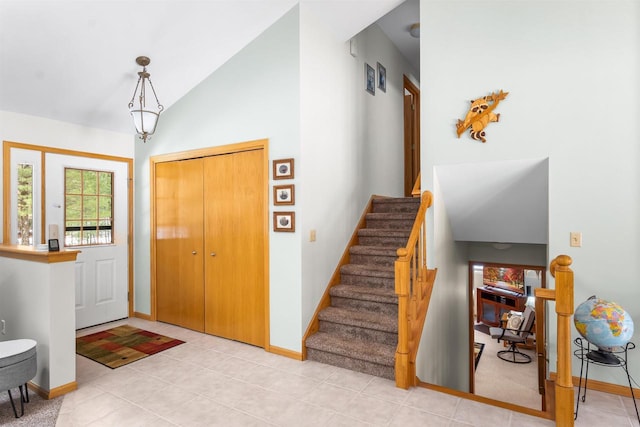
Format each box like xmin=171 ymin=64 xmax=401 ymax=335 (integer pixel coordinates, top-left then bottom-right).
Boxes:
xmin=2 ymin=140 xmax=134 ymax=319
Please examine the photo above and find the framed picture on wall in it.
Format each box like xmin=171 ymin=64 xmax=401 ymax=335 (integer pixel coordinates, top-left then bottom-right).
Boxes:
xmin=274 ymin=211 xmax=295 ymax=232
xmin=273 ymin=184 xmax=295 ymax=205
xmin=377 ymin=62 xmax=386 ymax=92
xmin=273 ymin=158 xmax=294 ymax=180
xmin=365 ymin=63 xmax=375 ymax=95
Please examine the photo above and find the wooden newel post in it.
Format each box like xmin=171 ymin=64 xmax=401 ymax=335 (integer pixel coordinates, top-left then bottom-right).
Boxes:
xmin=552 ymin=255 xmax=574 ymax=426
xmin=395 ymin=248 xmax=410 ymax=389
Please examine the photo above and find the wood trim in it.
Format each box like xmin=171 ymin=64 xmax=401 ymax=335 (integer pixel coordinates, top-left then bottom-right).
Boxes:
xmin=268 ymin=345 xmax=302 ymax=361
xmin=2 ymin=140 xmax=135 ymax=319
xmin=417 ymin=380 xmax=553 ymax=420
xmin=301 ymin=194 xmax=381 ymax=359
xmin=0 ymin=244 xmax=80 ymax=263
xmin=149 ymin=139 xmax=270 ymax=346
xmin=28 ymin=380 xmax=77 ymax=399
xmin=549 ymin=372 xmax=640 ymax=398
xmin=403 ymin=76 xmax=420 ymax=197
xmin=133 ymin=311 xmax=153 ymax=321
xmin=3 ymin=142 xmax=11 ymax=244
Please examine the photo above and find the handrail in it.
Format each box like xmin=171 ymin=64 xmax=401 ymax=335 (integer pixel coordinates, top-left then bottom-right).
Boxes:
xmin=394 ymin=191 xmax=437 ymax=389
xmin=411 ymin=172 xmax=421 ymax=197
xmin=534 ymin=255 xmax=574 ymax=425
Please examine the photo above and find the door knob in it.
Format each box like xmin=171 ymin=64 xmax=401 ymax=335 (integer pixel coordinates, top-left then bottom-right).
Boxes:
xmin=210 ymin=252 xmax=216 ymax=256
xmin=192 ymin=251 xmax=197 ymax=255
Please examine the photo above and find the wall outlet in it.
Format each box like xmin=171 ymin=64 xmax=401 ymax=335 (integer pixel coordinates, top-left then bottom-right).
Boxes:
xmin=1 ymin=319 xmax=5 ymax=335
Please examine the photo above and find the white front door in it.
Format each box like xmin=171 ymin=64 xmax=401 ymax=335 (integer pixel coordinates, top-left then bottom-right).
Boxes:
xmin=45 ymin=154 xmax=129 ymax=329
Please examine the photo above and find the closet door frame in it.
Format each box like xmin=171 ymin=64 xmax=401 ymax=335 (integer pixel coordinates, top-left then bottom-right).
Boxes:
xmin=149 ymin=139 xmax=270 ymax=347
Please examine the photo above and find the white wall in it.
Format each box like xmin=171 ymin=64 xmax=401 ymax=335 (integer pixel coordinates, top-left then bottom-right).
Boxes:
xmin=420 ymin=0 xmax=640 ymax=388
xmin=133 ymin=6 xmax=302 ymax=351
xmin=0 ymin=111 xmax=134 ymax=243
xmin=298 ymin=8 xmax=419 ymax=339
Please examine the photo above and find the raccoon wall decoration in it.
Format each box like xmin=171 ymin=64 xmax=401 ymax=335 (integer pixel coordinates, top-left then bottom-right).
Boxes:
xmin=456 ymin=90 xmax=508 ymax=143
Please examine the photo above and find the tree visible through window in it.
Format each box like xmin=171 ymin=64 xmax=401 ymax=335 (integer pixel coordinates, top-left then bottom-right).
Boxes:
xmin=65 ymin=168 xmax=113 ymax=246
xmin=16 ymin=163 xmax=33 ymax=245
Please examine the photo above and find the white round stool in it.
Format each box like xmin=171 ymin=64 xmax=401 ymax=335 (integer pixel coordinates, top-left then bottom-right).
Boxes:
xmin=0 ymin=339 xmax=37 ymax=418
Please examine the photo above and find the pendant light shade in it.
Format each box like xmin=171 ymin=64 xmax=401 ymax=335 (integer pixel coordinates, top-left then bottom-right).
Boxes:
xmin=128 ymin=56 xmax=163 ymax=142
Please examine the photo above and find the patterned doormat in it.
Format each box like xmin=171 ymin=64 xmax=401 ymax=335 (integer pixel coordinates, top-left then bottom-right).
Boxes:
xmin=76 ymin=325 xmax=184 ymax=369
xmin=474 ymin=342 xmax=485 ymax=368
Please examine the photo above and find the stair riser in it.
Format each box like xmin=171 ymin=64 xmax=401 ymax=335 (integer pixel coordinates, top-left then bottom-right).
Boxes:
xmin=358 ymin=236 xmax=408 ymax=247
xmin=349 ymin=253 xmax=397 ymax=267
xmin=372 ymin=201 xmax=420 ymax=214
xmin=330 ymin=295 xmax=398 ymax=316
xmin=340 ymin=273 xmax=395 ymax=289
xmin=306 ymin=348 xmax=394 ymax=380
xmin=319 ymin=321 xmax=398 ymax=346
xmin=365 ymin=219 xmax=415 ymax=229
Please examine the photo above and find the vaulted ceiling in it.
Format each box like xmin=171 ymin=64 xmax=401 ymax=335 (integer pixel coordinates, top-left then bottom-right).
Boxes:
xmin=0 ymin=0 xmax=411 ymax=135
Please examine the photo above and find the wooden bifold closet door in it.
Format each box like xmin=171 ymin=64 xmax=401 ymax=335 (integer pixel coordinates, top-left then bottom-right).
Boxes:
xmin=155 ymin=148 xmax=265 ymax=347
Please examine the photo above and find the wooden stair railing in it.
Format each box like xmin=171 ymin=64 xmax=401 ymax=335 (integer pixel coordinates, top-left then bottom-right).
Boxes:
xmin=411 ymin=172 xmax=421 ymax=197
xmin=535 ymin=255 xmax=574 ymax=426
xmin=395 ymin=190 xmax=437 ymax=389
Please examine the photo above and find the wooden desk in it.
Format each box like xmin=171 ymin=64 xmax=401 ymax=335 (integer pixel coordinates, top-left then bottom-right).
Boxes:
xmin=476 ymin=286 xmax=527 ymax=327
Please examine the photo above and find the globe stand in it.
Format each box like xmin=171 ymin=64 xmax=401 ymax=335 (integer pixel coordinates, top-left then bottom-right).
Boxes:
xmin=574 ymin=338 xmax=639 ymax=423
xmin=586 ymin=349 xmax=620 ymax=365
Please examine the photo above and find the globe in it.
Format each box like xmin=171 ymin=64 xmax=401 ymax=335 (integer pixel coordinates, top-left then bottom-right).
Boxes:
xmin=574 ymin=296 xmax=634 ymax=364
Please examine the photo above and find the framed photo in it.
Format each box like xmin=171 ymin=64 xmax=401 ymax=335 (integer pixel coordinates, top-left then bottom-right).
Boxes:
xmin=273 ymin=184 xmax=295 ymax=205
xmin=273 ymin=211 xmax=295 ymax=232
xmin=377 ymin=62 xmax=386 ymax=92
xmin=273 ymin=158 xmax=294 ymax=180
xmin=48 ymin=238 xmax=60 ymax=252
xmin=365 ymin=63 xmax=375 ymax=95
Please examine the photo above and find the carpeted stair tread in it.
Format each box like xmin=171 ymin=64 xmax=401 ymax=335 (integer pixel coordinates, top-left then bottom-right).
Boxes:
xmin=318 ymin=306 xmax=397 ymax=333
xmin=365 ymin=212 xmax=417 ymax=221
xmin=340 ymin=263 xmax=394 ymax=278
xmin=330 ymin=284 xmax=397 ymax=304
xmin=350 ymin=245 xmax=399 ymax=256
xmin=358 ymin=228 xmax=411 ymax=238
xmin=372 ymin=198 xmax=420 ymax=213
xmin=305 ymin=332 xmax=396 ymax=367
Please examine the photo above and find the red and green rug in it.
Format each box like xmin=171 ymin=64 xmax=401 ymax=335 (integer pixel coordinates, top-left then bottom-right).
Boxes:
xmin=76 ymin=325 xmax=184 ymax=369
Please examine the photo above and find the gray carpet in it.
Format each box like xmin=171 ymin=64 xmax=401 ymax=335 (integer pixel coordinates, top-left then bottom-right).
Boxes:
xmin=0 ymin=388 xmax=63 ymax=426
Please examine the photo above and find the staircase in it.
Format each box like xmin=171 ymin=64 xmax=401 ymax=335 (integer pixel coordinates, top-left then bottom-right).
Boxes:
xmin=305 ymin=196 xmax=420 ymax=380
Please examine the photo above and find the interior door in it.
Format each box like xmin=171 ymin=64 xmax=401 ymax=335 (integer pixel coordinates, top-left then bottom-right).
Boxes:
xmin=203 ymin=149 xmax=265 ymax=347
xmin=155 ymin=158 xmax=205 ymax=332
xmin=45 ymin=154 xmax=129 ymax=329
xmin=403 ymin=75 xmax=420 ymax=196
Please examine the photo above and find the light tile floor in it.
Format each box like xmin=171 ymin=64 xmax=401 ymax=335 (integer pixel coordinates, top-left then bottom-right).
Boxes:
xmin=55 ymin=318 xmax=640 ymax=426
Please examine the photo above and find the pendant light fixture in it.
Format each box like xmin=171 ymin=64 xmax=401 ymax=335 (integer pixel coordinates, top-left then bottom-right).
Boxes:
xmin=128 ymin=56 xmax=163 ymax=143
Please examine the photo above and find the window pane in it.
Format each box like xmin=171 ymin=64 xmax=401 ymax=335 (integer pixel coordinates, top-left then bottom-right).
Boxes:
xmin=82 ymin=196 xmax=97 ymax=219
xmin=65 ymin=195 xmax=82 ymax=220
xmin=65 ymin=168 xmax=82 ymax=194
xmin=16 ymin=163 xmax=33 ymax=245
xmin=83 ymin=171 xmax=97 ymax=195
xmin=98 ymin=172 xmax=112 ymax=195
xmin=98 ymin=196 xmax=112 ymax=219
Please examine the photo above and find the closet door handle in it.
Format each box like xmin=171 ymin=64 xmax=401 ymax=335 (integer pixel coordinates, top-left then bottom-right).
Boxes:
xmin=210 ymin=252 xmax=216 ymax=257
xmin=192 ymin=251 xmax=197 ymax=255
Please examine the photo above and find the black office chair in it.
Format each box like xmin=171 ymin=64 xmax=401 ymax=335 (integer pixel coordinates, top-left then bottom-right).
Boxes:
xmin=489 ymin=305 xmax=535 ymax=364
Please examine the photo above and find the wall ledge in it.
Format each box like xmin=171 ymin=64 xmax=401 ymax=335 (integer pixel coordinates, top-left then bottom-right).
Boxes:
xmin=0 ymin=244 xmax=80 ymax=263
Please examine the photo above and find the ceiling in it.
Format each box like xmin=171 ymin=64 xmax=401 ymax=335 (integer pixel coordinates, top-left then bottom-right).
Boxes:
xmin=1 ymin=1 xmax=546 ymax=247
xmin=0 ymin=0 xmax=415 ymax=135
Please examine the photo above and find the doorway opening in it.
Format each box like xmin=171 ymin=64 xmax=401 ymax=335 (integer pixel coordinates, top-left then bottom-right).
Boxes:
xmin=468 ymin=261 xmax=547 ymax=411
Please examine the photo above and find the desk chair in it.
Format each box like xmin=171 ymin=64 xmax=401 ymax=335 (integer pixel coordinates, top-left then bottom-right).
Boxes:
xmin=489 ymin=306 xmax=535 ymax=364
